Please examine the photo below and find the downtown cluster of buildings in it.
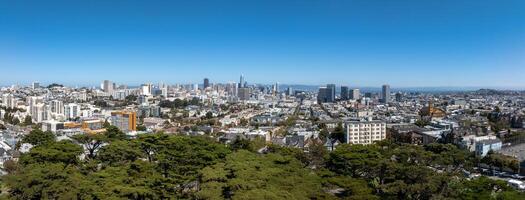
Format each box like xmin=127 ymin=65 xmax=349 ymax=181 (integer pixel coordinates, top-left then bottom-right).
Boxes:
xmin=1 ymin=78 xmax=525 ymax=178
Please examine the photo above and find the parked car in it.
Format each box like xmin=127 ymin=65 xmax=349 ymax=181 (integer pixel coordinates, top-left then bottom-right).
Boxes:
xmin=508 ymin=179 xmax=525 ymax=190
xmin=499 ymin=172 xmax=513 ymax=178
xmin=511 ymin=174 xmax=525 ymax=180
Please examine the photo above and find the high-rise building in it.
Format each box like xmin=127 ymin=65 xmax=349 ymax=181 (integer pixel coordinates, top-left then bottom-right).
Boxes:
xmin=350 ymin=89 xmax=360 ymax=100
xmin=203 ymin=78 xmax=210 ymax=89
xmin=273 ymin=82 xmax=279 ymax=95
xmin=341 ymin=86 xmax=349 ymax=100
xmin=64 ymin=103 xmax=80 ymax=120
xmin=32 ymin=82 xmax=40 ymax=89
xmin=238 ymin=87 xmax=251 ymax=100
xmin=286 ymin=86 xmax=293 ymax=96
xmin=141 ymin=83 xmax=153 ymax=96
xmin=317 ymin=87 xmax=329 ymax=104
xmin=161 ymin=87 xmax=168 ymax=97
xmin=395 ymin=92 xmax=403 ymax=102
xmin=27 ymin=96 xmax=44 ymax=107
xmin=2 ymin=94 xmax=16 ymax=109
xmin=239 ymin=74 xmax=245 ymax=88
xmin=102 ymin=80 xmax=114 ymax=93
xmin=51 ymin=100 xmax=64 ymax=115
xmin=381 ymin=84 xmax=390 ymax=104
xmin=346 ymin=121 xmax=386 ymax=145
xmin=111 ymin=111 xmax=137 ymax=132
xmin=327 ymin=84 xmax=336 ymax=102
xmin=31 ymin=103 xmax=49 ymax=123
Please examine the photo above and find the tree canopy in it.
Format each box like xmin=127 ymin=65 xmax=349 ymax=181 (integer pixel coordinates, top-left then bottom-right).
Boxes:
xmin=2 ymin=130 xmax=524 ymax=199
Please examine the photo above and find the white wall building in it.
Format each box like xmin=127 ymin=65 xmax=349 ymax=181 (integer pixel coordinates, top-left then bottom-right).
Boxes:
xmin=64 ymin=103 xmax=81 ymax=120
xmin=345 ymin=120 xmax=386 ymax=145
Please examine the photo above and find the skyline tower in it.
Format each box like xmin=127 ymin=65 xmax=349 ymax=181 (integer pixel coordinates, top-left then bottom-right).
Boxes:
xmin=203 ymin=78 xmax=210 ymax=89
xmin=239 ymin=74 xmax=245 ymax=88
xmin=382 ymin=84 xmax=390 ymax=104
xmin=341 ymin=86 xmax=349 ymax=100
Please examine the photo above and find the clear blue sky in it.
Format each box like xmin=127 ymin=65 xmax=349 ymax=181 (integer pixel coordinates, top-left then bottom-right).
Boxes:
xmin=1 ymin=0 xmax=524 ymax=87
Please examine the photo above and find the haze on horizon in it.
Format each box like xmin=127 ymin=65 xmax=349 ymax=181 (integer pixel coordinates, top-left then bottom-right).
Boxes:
xmin=1 ymin=0 xmax=524 ymax=88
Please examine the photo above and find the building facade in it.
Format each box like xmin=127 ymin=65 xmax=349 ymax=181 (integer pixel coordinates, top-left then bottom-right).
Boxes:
xmin=111 ymin=111 xmax=137 ymax=132
xmin=345 ymin=121 xmax=387 ymax=145
xmin=381 ymin=84 xmax=390 ymax=104
xmin=341 ymin=86 xmax=349 ymax=100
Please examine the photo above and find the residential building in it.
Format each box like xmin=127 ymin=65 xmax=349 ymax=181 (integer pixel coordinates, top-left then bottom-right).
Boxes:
xmin=102 ymin=80 xmax=114 ymax=93
xmin=111 ymin=111 xmax=137 ymax=132
xmin=475 ymin=139 xmax=502 ymax=157
xmin=345 ymin=120 xmax=386 ymax=145
xmin=64 ymin=103 xmax=80 ymax=120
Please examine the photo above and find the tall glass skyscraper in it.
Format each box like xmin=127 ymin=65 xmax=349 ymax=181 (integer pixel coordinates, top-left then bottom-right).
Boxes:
xmin=382 ymin=84 xmax=390 ymax=104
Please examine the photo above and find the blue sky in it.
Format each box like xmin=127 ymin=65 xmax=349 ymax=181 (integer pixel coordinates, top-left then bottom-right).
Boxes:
xmin=1 ymin=0 xmax=524 ymax=87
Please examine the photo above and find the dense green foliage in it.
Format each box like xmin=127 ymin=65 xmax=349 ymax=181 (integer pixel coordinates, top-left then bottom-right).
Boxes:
xmin=197 ymin=150 xmax=324 ymax=200
xmin=2 ymin=130 xmax=524 ymax=199
xmin=20 ymin=129 xmax=56 ymax=146
xmin=159 ymin=98 xmax=200 ymax=109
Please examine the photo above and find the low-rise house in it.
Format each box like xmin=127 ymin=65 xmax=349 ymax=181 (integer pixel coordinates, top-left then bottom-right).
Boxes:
xmin=475 ymin=138 xmax=502 ymax=157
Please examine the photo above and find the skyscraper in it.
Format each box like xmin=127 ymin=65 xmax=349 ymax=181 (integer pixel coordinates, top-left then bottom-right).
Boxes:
xmin=317 ymin=84 xmax=336 ymax=103
xmin=286 ymin=86 xmax=293 ymax=96
xmin=327 ymin=84 xmax=336 ymax=102
xmin=273 ymin=82 xmax=279 ymax=95
xmin=32 ymin=82 xmax=40 ymax=89
xmin=350 ymin=89 xmax=360 ymax=100
xmin=317 ymin=87 xmax=329 ymax=104
xmin=239 ymin=74 xmax=245 ymax=88
xmin=102 ymin=80 xmax=114 ymax=93
xmin=141 ymin=83 xmax=153 ymax=96
xmin=238 ymin=87 xmax=251 ymax=100
xmin=203 ymin=78 xmax=210 ymax=89
xmin=341 ymin=86 xmax=349 ymax=100
xmin=381 ymin=84 xmax=390 ymax=104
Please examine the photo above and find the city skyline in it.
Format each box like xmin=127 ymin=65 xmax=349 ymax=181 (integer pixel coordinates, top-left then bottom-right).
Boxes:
xmin=2 ymin=0 xmax=525 ymax=87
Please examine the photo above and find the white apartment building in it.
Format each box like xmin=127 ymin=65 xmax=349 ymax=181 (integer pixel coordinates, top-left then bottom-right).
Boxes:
xmin=345 ymin=120 xmax=386 ymax=145
xmin=31 ymin=103 xmax=48 ymax=123
xmin=64 ymin=103 xmax=81 ymax=120
xmin=51 ymin=100 xmax=64 ymax=115
xmin=1 ymin=94 xmax=17 ymax=109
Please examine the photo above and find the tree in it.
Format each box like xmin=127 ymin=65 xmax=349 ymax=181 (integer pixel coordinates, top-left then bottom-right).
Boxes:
xmin=137 ymin=124 xmax=147 ymax=131
xmin=97 ymin=140 xmax=143 ymax=166
xmin=104 ymin=125 xmax=126 ymax=140
xmin=71 ymin=133 xmax=107 ymax=159
xmin=12 ymin=117 xmax=20 ymax=125
xmin=47 ymin=83 xmax=64 ymax=88
xmin=4 ymin=163 xmax=95 ymax=199
xmin=197 ymin=150 xmax=326 ymax=199
xmin=2 ymin=159 xmax=18 ymax=174
xmin=103 ymin=119 xmax=110 ymax=128
xmin=23 ymin=115 xmax=33 ymax=126
xmin=415 ymin=119 xmax=430 ymax=127
xmin=205 ymin=111 xmax=213 ymax=119
xmin=330 ymin=122 xmax=346 ymax=143
xmin=21 ymin=129 xmax=56 ymax=146
xmin=19 ymin=140 xmax=83 ymax=165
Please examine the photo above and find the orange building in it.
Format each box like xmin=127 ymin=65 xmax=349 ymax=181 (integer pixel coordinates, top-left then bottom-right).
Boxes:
xmin=110 ymin=111 xmax=137 ymax=132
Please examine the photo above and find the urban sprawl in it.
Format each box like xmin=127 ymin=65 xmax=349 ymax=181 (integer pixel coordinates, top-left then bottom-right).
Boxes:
xmin=1 ymin=75 xmax=525 ymax=198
